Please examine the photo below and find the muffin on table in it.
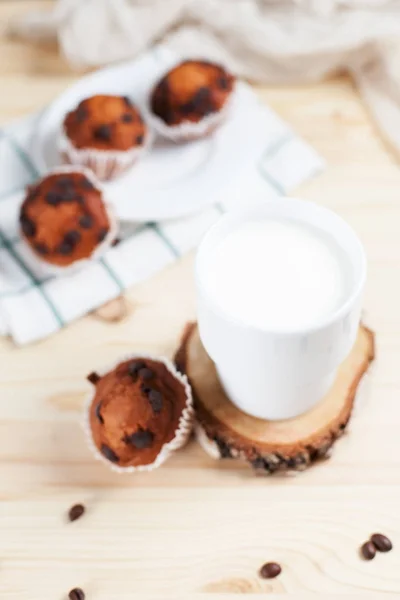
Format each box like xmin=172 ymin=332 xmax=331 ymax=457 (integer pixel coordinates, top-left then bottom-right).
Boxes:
xmin=85 ymin=355 xmax=193 ymax=472
xmin=61 ymin=95 xmax=149 ymax=180
xmin=149 ymin=59 xmax=236 ymax=141
xmin=19 ymin=168 xmax=116 ymax=271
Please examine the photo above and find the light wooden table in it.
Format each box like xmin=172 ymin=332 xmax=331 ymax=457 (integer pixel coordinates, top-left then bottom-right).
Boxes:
xmin=1 ymin=2 xmax=400 ymax=598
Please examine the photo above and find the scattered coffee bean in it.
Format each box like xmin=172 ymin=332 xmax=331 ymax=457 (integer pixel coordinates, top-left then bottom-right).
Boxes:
xmin=124 ymin=428 xmax=154 ymax=449
xmin=98 ymin=228 xmax=108 ymax=243
xmin=259 ymin=562 xmax=281 ymax=579
xmin=87 ymin=371 xmax=100 ymax=384
xmin=20 ymin=216 xmax=36 ymax=238
xmin=371 ymin=533 xmax=392 ymax=553
xmin=128 ymin=360 xmax=146 ymax=378
xmin=94 ymin=124 xmax=112 ymax=141
xmin=45 ymin=191 xmax=60 ymax=206
xmin=123 ymin=96 xmax=133 ymax=107
xmin=148 ymin=389 xmax=163 ymax=413
xmin=69 ymin=588 xmax=85 ymax=600
xmin=34 ymin=242 xmax=49 ymax=255
xmin=79 ymin=214 xmax=93 ymax=229
xmin=64 ymin=230 xmax=81 ymax=246
xmin=95 ymin=402 xmax=104 ymax=424
xmin=58 ymin=241 xmax=73 ymax=255
xmin=101 ymin=444 xmax=119 ymax=463
xmin=81 ymin=177 xmax=94 ymax=190
xmin=68 ymin=504 xmax=85 ymax=522
xmin=121 ymin=113 xmax=133 ymax=123
xmin=361 ymin=541 xmax=376 ymax=560
xmin=136 ymin=134 xmax=144 ymax=145
xmin=138 ymin=367 xmax=154 ymax=381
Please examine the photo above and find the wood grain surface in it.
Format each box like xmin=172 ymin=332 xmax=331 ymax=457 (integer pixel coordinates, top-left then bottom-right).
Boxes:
xmin=1 ymin=2 xmax=400 ymax=597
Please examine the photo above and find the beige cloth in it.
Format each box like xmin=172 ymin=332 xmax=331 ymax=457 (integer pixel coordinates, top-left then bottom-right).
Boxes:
xmin=9 ymin=0 xmax=400 ymax=159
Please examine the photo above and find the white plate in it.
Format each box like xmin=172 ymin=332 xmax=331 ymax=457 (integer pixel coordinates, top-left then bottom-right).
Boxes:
xmin=32 ymin=47 xmax=274 ymax=223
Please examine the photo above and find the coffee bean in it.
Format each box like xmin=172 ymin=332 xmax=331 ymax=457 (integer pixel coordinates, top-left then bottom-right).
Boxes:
xmin=136 ymin=134 xmax=144 ymax=145
xmin=45 ymin=191 xmax=60 ymax=206
xmin=361 ymin=541 xmax=376 ymax=560
xmin=58 ymin=241 xmax=73 ymax=255
xmin=81 ymin=178 xmax=94 ymax=190
xmin=371 ymin=533 xmax=392 ymax=552
xmin=68 ymin=504 xmax=85 ymax=522
xmin=128 ymin=360 xmax=146 ymax=378
xmin=68 ymin=588 xmax=85 ymax=600
xmin=94 ymin=124 xmax=112 ymax=141
xmin=123 ymin=96 xmax=133 ymax=107
xmin=79 ymin=214 xmax=93 ymax=229
xmin=138 ymin=367 xmax=154 ymax=381
xmin=121 ymin=113 xmax=133 ymax=123
xmin=20 ymin=216 xmax=36 ymax=238
xmin=148 ymin=389 xmax=163 ymax=413
xmin=95 ymin=402 xmax=104 ymax=424
xmin=124 ymin=428 xmax=154 ymax=449
xmin=101 ymin=444 xmax=119 ymax=463
xmin=87 ymin=371 xmax=100 ymax=384
xmin=64 ymin=230 xmax=81 ymax=246
xmin=34 ymin=242 xmax=49 ymax=255
xmin=259 ymin=562 xmax=281 ymax=579
xmin=97 ymin=227 xmax=108 ymax=243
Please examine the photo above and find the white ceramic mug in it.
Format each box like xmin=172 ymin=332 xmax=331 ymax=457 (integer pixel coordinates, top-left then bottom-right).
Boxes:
xmin=195 ymin=198 xmax=367 ymax=420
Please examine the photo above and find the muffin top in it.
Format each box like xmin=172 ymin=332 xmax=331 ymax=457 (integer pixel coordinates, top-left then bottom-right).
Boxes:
xmin=64 ymin=95 xmax=147 ymax=151
xmin=19 ymin=171 xmax=111 ymax=267
xmin=150 ymin=60 xmax=235 ymax=126
xmin=88 ymin=357 xmax=188 ymax=468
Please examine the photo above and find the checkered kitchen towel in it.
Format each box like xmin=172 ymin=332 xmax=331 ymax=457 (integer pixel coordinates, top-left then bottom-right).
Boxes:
xmin=0 ymin=91 xmax=323 ymax=345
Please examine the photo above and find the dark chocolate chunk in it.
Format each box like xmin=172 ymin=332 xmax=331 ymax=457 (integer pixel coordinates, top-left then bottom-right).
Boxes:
xmin=68 ymin=503 xmax=85 ymax=522
xmin=68 ymin=588 xmax=85 ymax=600
xmin=45 ymin=191 xmax=60 ymax=206
xmin=97 ymin=227 xmax=108 ymax=243
xmin=123 ymin=96 xmax=133 ymax=107
xmin=217 ymin=75 xmax=230 ymax=90
xmin=136 ymin=134 xmax=144 ymax=145
xmin=59 ymin=188 xmax=75 ymax=202
xmin=79 ymin=214 xmax=94 ymax=229
xmin=148 ymin=389 xmax=163 ymax=414
xmin=34 ymin=242 xmax=49 ymax=255
xmin=361 ymin=541 xmax=376 ymax=560
xmin=76 ymin=105 xmax=88 ymax=122
xmin=121 ymin=113 xmax=133 ymax=123
xmin=94 ymin=124 xmax=112 ymax=141
xmin=64 ymin=230 xmax=81 ymax=246
xmin=138 ymin=367 xmax=154 ymax=381
xmin=124 ymin=428 xmax=154 ymax=449
xmin=101 ymin=444 xmax=119 ymax=463
xmin=81 ymin=177 xmax=95 ymax=190
xmin=371 ymin=533 xmax=392 ymax=552
xmin=95 ymin=402 xmax=104 ymax=424
xmin=87 ymin=371 xmax=100 ymax=384
xmin=128 ymin=360 xmax=146 ymax=378
xmin=191 ymin=86 xmax=214 ymax=116
xmin=20 ymin=216 xmax=36 ymax=238
xmin=259 ymin=563 xmax=281 ymax=579
xmin=57 ymin=241 xmax=73 ymax=255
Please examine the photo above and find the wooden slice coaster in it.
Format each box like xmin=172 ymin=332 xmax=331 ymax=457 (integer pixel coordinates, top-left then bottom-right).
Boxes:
xmin=175 ymin=323 xmax=375 ymax=473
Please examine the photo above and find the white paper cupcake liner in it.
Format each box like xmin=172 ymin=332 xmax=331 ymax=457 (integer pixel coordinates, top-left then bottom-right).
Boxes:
xmin=59 ymin=127 xmax=153 ymax=181
xmin=194 ymin=421 xmax=221 ymax=460
xmin=83 ymin=353 xmax=194 ymax=473
xmin=145 ymin=81 xmax=237 ymax=143
xmin=20 ymin=165 xmax=118 ymax=277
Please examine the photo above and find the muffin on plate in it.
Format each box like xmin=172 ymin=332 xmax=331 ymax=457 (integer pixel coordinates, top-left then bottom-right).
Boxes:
xmin=84 ymin=355 xmax=193 ymax=472
xmin=61 ymin=95 xmax=149 ymax=180
xmin=149 ymin=59 xmax=236 ymax=141
xmin=19 ymin=167 xmax=116 ymax=271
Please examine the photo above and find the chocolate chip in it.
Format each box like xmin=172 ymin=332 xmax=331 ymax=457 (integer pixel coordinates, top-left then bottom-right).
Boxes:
xmin=68 ymin=503 xmax=85 ymax=522
xmin=76 ymin=105 xmax=88 ymax=122
xmin=123 ymin=96 xmax=133 ymax=107
xmin=57 ymin=241 xmax=73 ymax=255
xmin=34 ymin=242 xmax=49 ymax=255
xmin=87 ymin=371 xmax=100 ymax=384
xmin=191 ymin=86 xmax=214 ymax=116
xmin=121 ymin=113 xmax=133 ymax=123
xmin=128 ymin=360 xmax=146 ymax=378
xmin=101 ymin=444 xmax=119 ymax=463
xmin=259 ymin=562 xmax=281 ymax=579
xmin=79 ymin=214 xmax=93 ymax=229
xmin=371 ymin=533 xmax=392 ymax=552
xmin=136 ymin=134 xmax=144 ymax=145
xmin=138 ymin=367 xmax=154 ymax=381
xmin=64 ymin=230 xmax=81 ymax=246
xmin=94 ymin=124 xmax=112 ymax=141
xmin=81 ymin=178 xmax=94 ymax=190
xmin=124 ymin=428 xmax=154 ymax=449
xmin=95 ymin=402 xmax=104 ymax=424
xmin=20 ymin=216 xmax=36 ymax=237
xmin=59 ymin=188 xmax=75 ymax=202
xmin=98 ymin=227 xmax=108 ymax=243
xmin=217 ymin=75 xmax=229 ymax=90
xmin=45 ymin=191 xmax=60 ymax=206
xmin=148 ymin=389 xmax=163 ymax=413
xmin=361 ymin=541 xmax=376 ymax=560
xmin=68 ymin=588 xmax=85 ymax=600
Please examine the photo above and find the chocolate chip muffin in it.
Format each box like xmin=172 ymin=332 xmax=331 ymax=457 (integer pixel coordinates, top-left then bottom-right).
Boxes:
xmin=61 ymin=95 xmax=149 ymax=180
xmin=19 ymin=169 xmax=115 ymax=269
xmin=150 ymin=60 xmax=235 ymax=140
xmin=85 ymin=356 xmax=193 ymax=472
